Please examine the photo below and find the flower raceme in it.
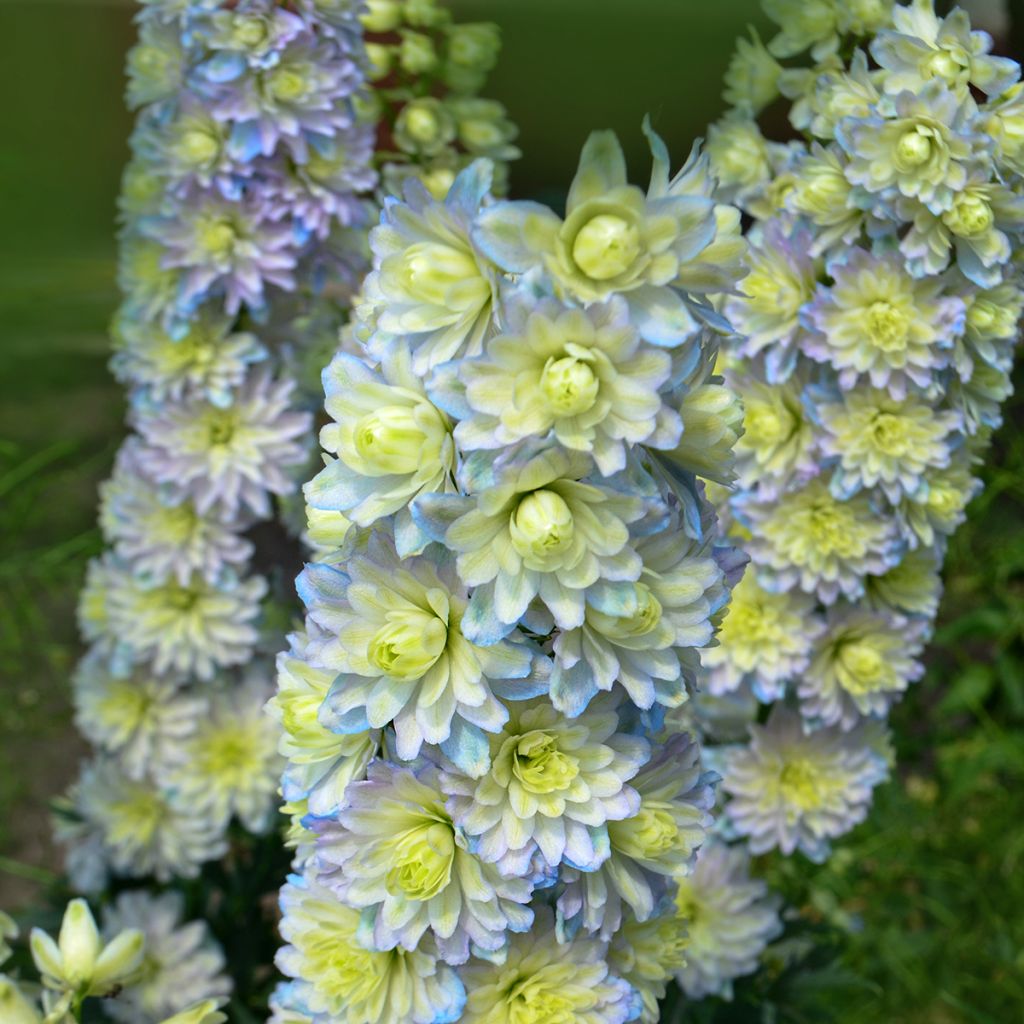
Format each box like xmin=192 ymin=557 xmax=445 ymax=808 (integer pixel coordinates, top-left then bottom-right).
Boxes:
xmin=273 ymin=123 xmax=749 ymax=1022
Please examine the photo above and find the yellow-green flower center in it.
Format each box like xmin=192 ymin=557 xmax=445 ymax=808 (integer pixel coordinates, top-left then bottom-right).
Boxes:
xmin=869 ymin=412 xmax=912 ymax=456
xmin=540 ymin=353 xmax=600 ymax=416
xmin=368 ymin=605 xmax=448 ymax=681
xmin=611 ymin=801 xmax=679 ymax=859
xmin=778 ymin=758 xmax=824 ymax=810
xmin=178 ymin=128 xmax=220 ymax=166
xmin=512 ymin=731 xmax=579 ymax=794
xmin=197 ymin=217 xmax=237 ymax=259
xmin=865 ymin=300 xmax=909 ymax=351
xmin=895 ymin=128 xmax=934 ymax=169
xmin=926 ymin=48 xmax=964 ymax=82
xmin=836 ymin=639 xmax=886 ymax=694
xmin=206 ymin=409 xmax=237 ymax=446
xmin=943 ymin=193 xmax=994 ymax=237
xmin=400 ymin=241 xmax=482 ymax=307
xmin=354 ymin=405 xmax=431 ymax=475
xmin=232 ymin=15 xmax=269 ymax=49
xmin=572 ymin=214 xmax=641 ymax=280
xmin=510 ymin=489 xmax=575 ymax=565
xmin=385 ymin=820 xmax=455 ymax=901
xmin=745 ymin=403 xmax=790 ymax=445
xmin=587 ymin=582 xmax=663 ymax=640
xmin=268 ymin=66 xmax=308 ymax=103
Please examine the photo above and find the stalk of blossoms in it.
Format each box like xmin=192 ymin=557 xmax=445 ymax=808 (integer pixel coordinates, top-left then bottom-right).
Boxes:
xmin=270 ymin=117 xmax=751 ymax=1022
xmin=59 ymin=0 xmax=518 ymax=1017
xmin=667 ymin=0 xmax=1024 ymax=1001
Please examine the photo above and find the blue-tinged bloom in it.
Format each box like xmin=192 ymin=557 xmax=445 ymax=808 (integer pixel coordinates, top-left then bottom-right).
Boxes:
xmin=110 ymin=305 xmax=266 ymax=407
xmin=557 ymin=732 xmax=714 ymax=940
xmin=898 ymin=178 xmax=1024 ymax=286
xmin=898 ymin=457 xmax=980 ymax=548
xmin=458 ymin=905 xmax=641 ymax=1024
xmin=152 ymin=189 xmax=298 ymax=318
xmin=73 ymin=652 xmax=202 ymax=781
xmin=473 ymin=126 xmax=723 ymax=347
xmin=449 ymin=299 xmax=679 ymax=477
xmin=313 ymin=760 xmax=534 ymax=965
xmin=726 ymin=221 xmax=819 ymax=383
xmin=191 ymin=21 xmax=361 ymax=163
xmin=802 ymin=248 xmax=964 ymax=398
xmin=864 ymin=547 xmax=943 ymax=619
xmin=99 ymin=441 xmax=254 ymax=586
xmin=102 ymin=891 xmax=231 ymax=1024
xmin=607 ymin=911 xmax=688 ymax=1024
xmin=359 ymin=161 xmax=497 ymax=373
xmin=303 ymin=345 xmax=455 ymax=539
xmin=797 ymin=605 xmax=926 ymax=729
xmin=551 ymin=508 xmax=727 ymax=716
xmin=133 ymin=368 xmax=311 ymax=517
xmin=871 ymin=0 xmax=1019 ymax=99
xmin=837 ymin=82 xmax=988 ymax=216
xmin=443 ymin=697 xmax=647 ymax=876
xmin=299 ymin=531 xmax=546 ymax=777
xmin=722 ymin=707 xmax=888 ymax=860
xmin=101 ymin=559 xmax=267 ymax=681
xmin=817 ymin=387 xmax=961 ymax=503
xmin=126 ymin=19 xmax=186 ymax=109
xmin=71 ymin=758 xmax=228 ymax=883
xmin=744 ymin=476 xmax=899 ymax=603
xmin=414 ymin=445 xmax=649 ymax=642
xmin=276 ymin=872 xmax=466 ymax=1024
xmin=268 ymin=644 xmax=380 ymax=818
xmin=169 ymin=671 xmax=283 ymax=832
xmin=702 ymin=571 xmax=824 ymax=702
xmin=672 ymin=841 xmax=782 ymax=1000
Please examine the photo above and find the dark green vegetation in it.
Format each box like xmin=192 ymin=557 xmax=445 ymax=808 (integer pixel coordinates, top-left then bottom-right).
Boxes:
xmin=0 ymin=1 xmax=1020 ymax=1020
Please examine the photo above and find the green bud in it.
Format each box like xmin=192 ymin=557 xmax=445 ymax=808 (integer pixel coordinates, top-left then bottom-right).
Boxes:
xmin=399 ymin=239 xmax=480 ymax=305
xmin=353 ymin=404 xmax=437 ymax=475
xmin=895 ymin=129 xmax=933 ymax=169
xmin=360 ymin=0 xmax=402 ymax=32
xmin=400 ymin=31 xmax=437 ymax=74
xmin=942 ymin=193 xmax=994 ymax=237
xmin=364 ymin=42 xmax=394 ymax=82
xmin=447 ymin=23 xmax=501 ymax=71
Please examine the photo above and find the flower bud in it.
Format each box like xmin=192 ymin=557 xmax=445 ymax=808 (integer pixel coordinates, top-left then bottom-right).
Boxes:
xmin=398 ymin=239 xmax=480 ymax=306
xmin=0 ymin=978 xmax=42 ymax=1024
xmin=571 ymin=214 xmax=641 ymax=281
xmin=360 ymin=0 xmax=402 ymax=33
xmin=510 ymin=490 xmax=576 ymax=566
xmin=942 ymin=193 xmax=994 ymax=237
xmin=511 ymin=732 xmax=579 ymax=794
xmin=399 ymin=31 xmax=437 ymax=74
xmin=447 ymin=23 xmax=501 ymax=71
xmin=353 ymin=405 xmax=432 ymax=475
xmin=395 ymin=98 xmax=456 ymax=155
xmin=364 ymin=42 xmax=394 ymax=82
xmin=611 ymin=801 xmax=680 ymax=858
xmin=895 ymin=129 xmax=933 ymax=169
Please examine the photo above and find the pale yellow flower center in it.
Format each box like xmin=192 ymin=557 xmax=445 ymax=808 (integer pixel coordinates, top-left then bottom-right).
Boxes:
xmin=865 ymin=300 xmax=909 ymax=351
xmin=943 ymin=193 xmax=994 ymax=237
xmin=512 ymin=731 xmax=579 ymax=794
xmin=268 ymin=66 xmax=307 ymax=103
xmin=926 ymin=48 xmax=964 ymax=82
xmin=385 ymin=820 xmax=455 ymax=901
xmin=400 ymin=241 xmax=482 ymax=306
xmin=869 ymin=412 xmax=912 ymax=456
xmin=587 ymin=582 xmax=663 ymax=640
xmin=572 ymin=214 xmax=641 ymax=280
xmin=193 ymin=723 xmax=263 ymax=785
xmin=895 ymin=128 xmax=934 ymax=169
xmin=206 ymin=408 xmax=237 ymax=446
xmin=778 ymin=758 xmax=824 ymax=810
xmin=805 ymin=501 xmax=859 ymax=556
xmin=540 ymin=354 xmax=600 ymax=416
xmin=196 ymin=217 xmax=237 ymax=259
xmin=611 ymin=801 xmax=679 ymax=859
xmin=745 ymin=403 xmax=789 ymax=445
xmin=178 ymin=128 xmax=219 ymax=166
xmin=232 ymin=14 xmax=269 ymax=48
xmin=354 ymin=405 xmax=431 ymax=475
xmin=837 ymin=639 xmax=886 ymax=695
xmin=368 ymin=605 xmax=448 ymax=680
xmin=510 ymin=490 xmax=575 ymax=564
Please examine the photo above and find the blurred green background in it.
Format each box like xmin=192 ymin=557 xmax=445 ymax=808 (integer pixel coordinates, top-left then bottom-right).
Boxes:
xmin=0 ymin=1 xmax=1021 ymax=1022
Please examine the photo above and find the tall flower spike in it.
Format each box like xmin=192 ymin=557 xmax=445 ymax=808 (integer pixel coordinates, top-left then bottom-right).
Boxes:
xmin=695 ymin=0 xmax=1024 ymax=1000
xmin=278 ymin=120 xmax=746 ymax=1018
xmin=62 ymin=4 xmax=518 ymax=1015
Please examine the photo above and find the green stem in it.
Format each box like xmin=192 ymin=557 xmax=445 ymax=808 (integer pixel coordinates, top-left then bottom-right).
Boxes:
xmin=0 ymin=854 xmax=57 ymax=885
